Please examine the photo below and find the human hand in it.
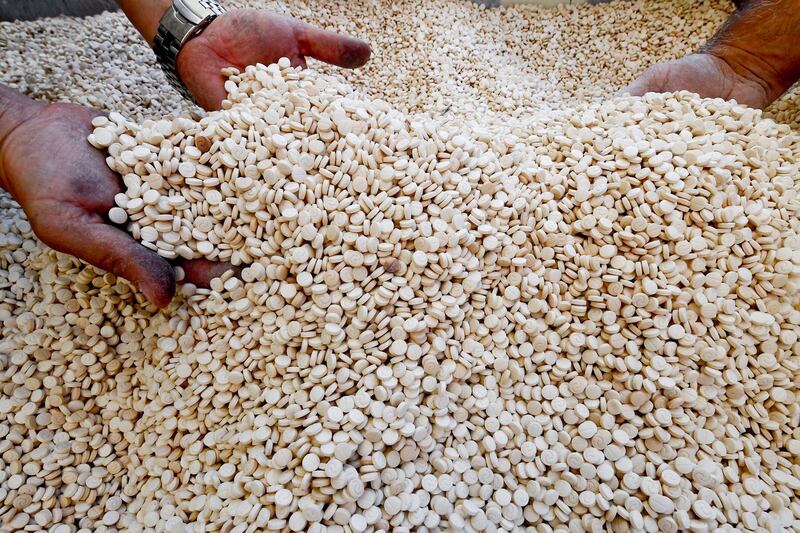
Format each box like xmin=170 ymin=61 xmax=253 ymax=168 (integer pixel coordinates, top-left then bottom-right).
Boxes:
xmin=0 ymin=102 xmax=223 ymax=307
xmin=624 ymin=53 xmax=772 ymax=109
xmin=0 ymin=102 xmax=176 ymax=306
xmin=176 ymin=10 xmax=371 ymax=110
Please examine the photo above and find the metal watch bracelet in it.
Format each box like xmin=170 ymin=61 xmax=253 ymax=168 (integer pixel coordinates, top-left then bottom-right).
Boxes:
xmin=153 ymin=0 xmax=227 ymax=101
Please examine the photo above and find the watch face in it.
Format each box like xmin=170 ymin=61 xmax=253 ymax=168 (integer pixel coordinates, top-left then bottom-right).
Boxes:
xmin=173 ymin=0 xmax=218 ymax=24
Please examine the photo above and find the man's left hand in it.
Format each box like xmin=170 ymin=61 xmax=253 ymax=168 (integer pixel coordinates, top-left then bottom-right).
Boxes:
xmin=177 ymin=10 xmax=371 ymax=110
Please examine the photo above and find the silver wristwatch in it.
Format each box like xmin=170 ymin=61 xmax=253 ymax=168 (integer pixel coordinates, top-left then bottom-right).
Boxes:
xmin=153 ymin=0 xmax=227 ymax=101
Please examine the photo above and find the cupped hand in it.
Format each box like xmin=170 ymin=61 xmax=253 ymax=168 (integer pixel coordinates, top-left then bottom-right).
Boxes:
xmin=0 ymin=103 xmax=220 ymax=307
xmin=624 ymin=53 xmax=772 ymax=109
xmin=176 ymin=10 xmax=371 ymax=110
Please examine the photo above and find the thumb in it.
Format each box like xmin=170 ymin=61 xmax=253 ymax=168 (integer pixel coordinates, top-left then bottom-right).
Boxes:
xmin=41 ymin=210 xmax=176 ymax=307
xmin=295 ymin=22 xmax=371 ymax=69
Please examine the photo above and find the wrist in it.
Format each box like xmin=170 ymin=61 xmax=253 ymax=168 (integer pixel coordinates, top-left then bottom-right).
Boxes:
xmin=0 ymin=87 xmax=46 ymax=196
xmin=703 ymin=44 xmax=793 ymax=106
xmin=700 ymin=0 xmax=800 ymax=107
xmin=153 ymin=1 xmax=227 ymax=103
xmin=117 ymin=0 xmax=173 ymax=44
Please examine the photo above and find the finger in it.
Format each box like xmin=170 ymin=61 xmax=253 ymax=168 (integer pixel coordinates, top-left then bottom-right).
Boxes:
xmin=43 ymin=210 xmax=176 ymax=307
xmin=623 ymin=74 xmax=656 ymax=97
xmin=295 ymin=23 xmax=371 ymax=69
xmin=623 ymin=65 xmax=668 ymax=97
xmin=178 ymin=258 xmax=240 ymax=288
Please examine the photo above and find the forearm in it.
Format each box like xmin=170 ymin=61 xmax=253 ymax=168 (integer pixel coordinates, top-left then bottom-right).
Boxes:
xmin=0 ymin=85 xmax=45 ymax=196
xmin=116 ymin=0 xmax=173 ymax=45
xmin=702 ymin=0 xmax=800 ymax=102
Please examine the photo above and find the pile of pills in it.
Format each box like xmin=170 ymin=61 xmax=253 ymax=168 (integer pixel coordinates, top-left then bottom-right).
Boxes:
xmin=5 ymin=58 xmax=800 ymax=532
xmin=1 ymin=0 xmax=800 ymax=530
xmin=2 ymin=0 xmax=798 ymax=128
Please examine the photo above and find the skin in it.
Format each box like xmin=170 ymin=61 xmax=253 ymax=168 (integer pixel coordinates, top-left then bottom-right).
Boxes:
xmin=0 ymin=93 xmax=238 ymax=305
xmin=176 ymin=10 xmax=371 ymax=110
xmin=626 ymin=0 xmax=800 ymax=109
xmin=0 ymin=3 xmax=369 ymax=307
xmin=116 ymin=0 xmax=370 ymax=109
xmin=625 ymin=54 xmax=772 ymax=109
xmin=0 ymin=98 xmax=176 ymax=307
